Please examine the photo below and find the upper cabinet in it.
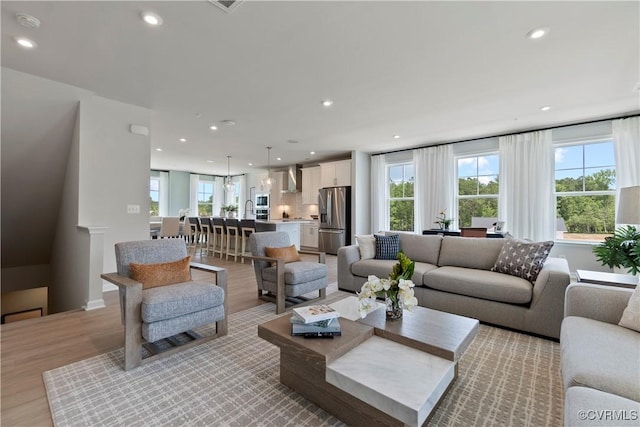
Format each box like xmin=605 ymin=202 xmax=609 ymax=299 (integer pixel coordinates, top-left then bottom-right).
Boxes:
xmin=301 ymin=166 xmax=321 ymax=205
xmin=319 ymin=159 xmax=351 ymax=188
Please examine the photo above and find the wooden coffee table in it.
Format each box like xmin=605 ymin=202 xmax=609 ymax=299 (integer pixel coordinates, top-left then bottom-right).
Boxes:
xmin=258 ymin=296 xmax=478 ymax=426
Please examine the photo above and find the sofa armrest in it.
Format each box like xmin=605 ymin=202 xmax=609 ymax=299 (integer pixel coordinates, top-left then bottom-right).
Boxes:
xmin=530 ymin=257 xmax=571 ymax=307
xmin=337 ymin=245 xmax=361 ymax=291
xmin=564 ymin=283 xmax=633 ymax=325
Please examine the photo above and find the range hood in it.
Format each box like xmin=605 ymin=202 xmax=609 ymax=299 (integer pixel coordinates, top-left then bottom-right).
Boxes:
xmin=278 ymin=165 xmax=302 ymax=193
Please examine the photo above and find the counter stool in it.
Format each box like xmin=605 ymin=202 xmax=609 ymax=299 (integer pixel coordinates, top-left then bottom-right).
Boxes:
xmin=240 ymin=219 xmax=256 ymax=263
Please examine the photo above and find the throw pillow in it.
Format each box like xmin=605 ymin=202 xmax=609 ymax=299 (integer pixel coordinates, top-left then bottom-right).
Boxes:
xmin=375 ymin=234 xmax=400 ymax=260
xmin=619 ymin=285 xmax=640 ymax=333
xmin=265 ymin=245 xmax=301 ymax=264
xmin=356 ymin=234 xmax=376 ymax=260
xmin=491 ymin=239 xmax=554 ymax=283
xmin=129 ymin=256 xmax=191 ymax=290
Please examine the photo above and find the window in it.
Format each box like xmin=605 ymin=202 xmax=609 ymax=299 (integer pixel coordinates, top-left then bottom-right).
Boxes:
xmin=388 ymin=163 xmax=414 ymax=231
xmin=457 ymin=155 xmax=499 ymax=227
xmin=150 ymin=177 xmax=160 ymax=216
xmin=198 ymin=181 xmax=214 ymax=216
xmin=554 ymin=140 xmax=615 ymax=241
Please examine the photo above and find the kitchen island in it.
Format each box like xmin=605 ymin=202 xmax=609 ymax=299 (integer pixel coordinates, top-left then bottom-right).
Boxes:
xmin=255 ymin=219 xmax=317 ymax=250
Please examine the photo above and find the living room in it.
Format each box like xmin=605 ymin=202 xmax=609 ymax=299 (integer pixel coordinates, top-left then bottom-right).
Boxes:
xmin=1 ymin=1 xmax=639 ymax=426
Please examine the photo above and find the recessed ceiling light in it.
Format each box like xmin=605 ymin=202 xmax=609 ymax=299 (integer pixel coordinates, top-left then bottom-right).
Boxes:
xmin=310 ymin=151 xmax=315 ymax=155
xmin=277 ymin=157 xmax=282 ymax=161
xmin=393 ymin=135 xmax=400 ymax=139
xmin=540 ymin=106 xmax=551 ymax=111
xmin=15 ymin=37 xmax=36 ymax=48
xmin=321 ymin=100 xmax=333 ymax=107
xmin=141 ymin=12 xmax=163 ymax=26
xmin=248 ymin=162 xmax=253 ymax=166
xmin=156 ymin=148 xmax=163 ymax=152
xmin=179 ymin=138 xmax=187 ymax=142
xmin=206 ymin=160 xmax=215 ymax=163
xmin=209 ymin=125 xmax=218 ymax=131
xmin=526 ymin=27 xmax=549 ymax=40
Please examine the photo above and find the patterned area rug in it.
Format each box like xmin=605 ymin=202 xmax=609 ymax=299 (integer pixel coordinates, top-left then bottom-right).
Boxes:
xmin=43 ymin=295 xmax=562 ymax=426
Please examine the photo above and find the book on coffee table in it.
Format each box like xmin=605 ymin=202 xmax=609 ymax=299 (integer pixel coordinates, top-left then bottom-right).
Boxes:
xmin=292 ymin=304 xmax=340 ymax=324
xmin=291 ymin=317 xmax=341 ymax=337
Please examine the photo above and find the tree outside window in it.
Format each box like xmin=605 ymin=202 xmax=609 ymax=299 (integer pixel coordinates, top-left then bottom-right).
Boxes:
xmin=389 ymin=163 xmax=414 ymax=231
xmin=554 ymin=141 xmax=615 ymax=241
xmin=150 ymin=177 xmax=160 ymax=216
xmin=198 ymin=181 xmax=214 ymax=216
xmin=457 ymin=155 xmax=499 ymax=227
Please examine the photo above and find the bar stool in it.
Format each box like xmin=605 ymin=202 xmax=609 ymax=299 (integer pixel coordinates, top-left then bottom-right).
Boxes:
xmin=188 ymin=217 xmax=201 ymax=247
xmin=183 ymin=219 xmax=197 ymax=253
xmin=240 ymin=219 xmax=256 ymax=263
xmin=212 ymin=217 xmax=227 ymax=259
xmin=199 ymin=217 xmax=214 ymax=255
xmin=225 ymin=218 xmax=241 ymax=262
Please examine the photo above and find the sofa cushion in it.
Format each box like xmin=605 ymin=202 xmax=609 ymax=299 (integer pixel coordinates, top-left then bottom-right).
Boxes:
xmin=141 ymin=281 xmax=224 ymax=323
xmin=437 ymin=237 xmax=505 ymax=270
xmin=375 ymin=234 xmax=400 ymax=260
xmin=619 ymin=285 xmax=640 ymax=333
xmin=561 ymin=316 xmax=640 ymax=402
xmin=491 ymin=238 xmax=554 ymax=283
xmin=262 ymin=261 xmax=327 ymax=285
xmin=351 ymin=259 xmax=397 ymax=280
xmin=130 ymin=256 xmax=192 ymax=290
xmin=564 ymin=387 xmax=640 ymax=427
xmin=356 ymin=234 xmax=376 ymax=260
xmin=398 ymin=232 xmax=442 ymax=265
xmin=424 ymin=266 xmax=533 ymax=304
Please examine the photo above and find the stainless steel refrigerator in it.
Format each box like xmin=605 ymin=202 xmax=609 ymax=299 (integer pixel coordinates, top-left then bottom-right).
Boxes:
xmin=318 ymin=186 xmax=351 ymax=255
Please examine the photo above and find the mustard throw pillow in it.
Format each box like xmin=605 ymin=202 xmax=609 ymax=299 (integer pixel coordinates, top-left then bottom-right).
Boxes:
xmin=265 ymin=245 xmax=301 ymax=264
xmin=129 ymin=256 xmax=191 ymax=289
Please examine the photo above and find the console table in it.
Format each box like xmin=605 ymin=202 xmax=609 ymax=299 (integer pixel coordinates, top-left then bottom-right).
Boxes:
xmin=422 ymin=229 xmax=506 ymax=238
xmin=576 ymin=269 xmax=638 ymax=289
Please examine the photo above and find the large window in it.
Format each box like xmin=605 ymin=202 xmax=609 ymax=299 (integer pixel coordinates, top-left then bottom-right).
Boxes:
xmin=554 ymin=141 xmax=615 ymax=241
xmin=150 ymin=177 xmax=160 ymax=216
xmin=198 ymin=180 xmax=214 ymax=216
xmin=388 ymin=163 xmax=414 ymax=231
xmin=457 ymin=154 xmax=499 ymax=227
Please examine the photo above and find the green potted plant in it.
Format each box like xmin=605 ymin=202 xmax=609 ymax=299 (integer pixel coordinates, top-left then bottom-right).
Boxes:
xmin=224 ymin=204 xmax=238 ymax=219
xmin=592 ymin=225 xmax=640 ymax=275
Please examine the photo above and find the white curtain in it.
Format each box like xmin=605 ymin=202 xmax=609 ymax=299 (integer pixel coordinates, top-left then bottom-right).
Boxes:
xmin=413 ymin=145 xmax=455 ymax=233
xmin=189 ymin=174 xmax=199 ymax=216
xmin=159 ymin=171 xmax=169 ymax=216
xmin=613 ymin=117 xmax=640 ymax=189
xmin=371 ymin=154 xmax=388 ymax=233
xmin=498 ymin=130 xmax=554 ymax=241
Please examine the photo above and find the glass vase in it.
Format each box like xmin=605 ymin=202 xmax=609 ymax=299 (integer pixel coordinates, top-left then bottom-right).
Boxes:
xmin=385 ymin=296 xmax=403 ymax=320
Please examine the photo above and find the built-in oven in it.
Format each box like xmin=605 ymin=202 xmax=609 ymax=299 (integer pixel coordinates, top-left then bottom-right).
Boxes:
xmin=256 ymin=209 xmax=269 ymax=220
xmin=255 ymin=193 xmax=269 ymax=209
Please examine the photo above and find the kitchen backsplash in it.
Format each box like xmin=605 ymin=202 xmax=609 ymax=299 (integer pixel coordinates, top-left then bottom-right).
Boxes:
xmin=271 ymin=192 xmax=318 ymax=219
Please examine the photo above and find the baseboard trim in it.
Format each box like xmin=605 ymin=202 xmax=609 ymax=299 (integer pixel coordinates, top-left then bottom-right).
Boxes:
xmin=84 ymin=299 xmax=106 ymax=311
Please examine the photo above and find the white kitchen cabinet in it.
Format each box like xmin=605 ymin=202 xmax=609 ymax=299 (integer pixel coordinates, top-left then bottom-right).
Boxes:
xmin=300 ymin=222 xmax=319 ymax=249
xmin=301 ymin=166 xmax=321 ymax=205
xmin=320 ymin=159 xmax=351 ymax=188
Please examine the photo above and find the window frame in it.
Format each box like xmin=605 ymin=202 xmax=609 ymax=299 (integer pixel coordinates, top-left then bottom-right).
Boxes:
xmin=455 ymin=152 xmax=500 ymax=228
xmin=149 ymin=176 xmax=160 ymax=216
xmin=197 ymin=178 xmax=215 ymax=216
xmin=387 ymin=161 xmax=415 ymax=232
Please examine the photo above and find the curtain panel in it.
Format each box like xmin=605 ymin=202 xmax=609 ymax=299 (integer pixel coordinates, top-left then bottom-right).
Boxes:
xmin=371 ymin=154 xmax=388 ymax=233
xmin=413 ymin=145 xmax=455 ymax=233
xmin=498 ymin=130 xmax=554 ymax=241
xmin=612 ymin=117 xmax=640 ymax=189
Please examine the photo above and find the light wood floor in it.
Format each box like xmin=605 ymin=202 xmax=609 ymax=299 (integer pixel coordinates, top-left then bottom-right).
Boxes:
xmin=0 ymin=251 xmax=338 ymax=427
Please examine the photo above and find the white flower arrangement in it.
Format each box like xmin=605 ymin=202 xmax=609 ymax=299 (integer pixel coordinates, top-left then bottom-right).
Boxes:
xmin=357 ymin=251 xmax=418 ymax=318
xmin=178 ymin=208 xmax=190 ymax=220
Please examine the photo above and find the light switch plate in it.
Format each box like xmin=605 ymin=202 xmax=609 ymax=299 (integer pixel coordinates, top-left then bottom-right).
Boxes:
xmin=127 ymin=204 xmax=140 ymax=214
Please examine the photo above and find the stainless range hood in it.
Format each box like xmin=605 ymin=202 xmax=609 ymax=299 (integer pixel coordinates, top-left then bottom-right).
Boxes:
xmin=278 ymin=165 xmax=302 ymax=193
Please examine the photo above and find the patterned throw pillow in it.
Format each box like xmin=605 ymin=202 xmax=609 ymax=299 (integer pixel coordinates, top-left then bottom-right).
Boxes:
xmin=356 ymin=234 xmax=376 ymax=260
xmin=129 ymin=256 xmax=192 ymax=289
xmin=375 ymin=234 xmax=400 ymax=260
xmin=491 ymin=239 xmax=554 ymax=283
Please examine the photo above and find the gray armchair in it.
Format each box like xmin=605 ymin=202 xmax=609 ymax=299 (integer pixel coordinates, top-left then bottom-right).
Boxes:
xmin=248 ymin=231 xmax=328 ymax=314
xmin=101 ymin=239 xmax=227 ymax=370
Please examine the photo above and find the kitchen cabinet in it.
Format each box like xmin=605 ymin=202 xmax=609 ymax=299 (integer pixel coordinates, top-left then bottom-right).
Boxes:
xmin=300 ymin=222 xmax=319 ymax=249
xmin=320 ymin=159 xmax=351 ymax=188
xmin=301 ymin=166 xmax=321 ymax=205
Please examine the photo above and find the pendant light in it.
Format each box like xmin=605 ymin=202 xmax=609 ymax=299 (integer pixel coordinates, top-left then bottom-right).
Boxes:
xmin=261 ymin=146 xmax=276 ymax=191
xmin=224 ymin=156 xmax=235 ymax=192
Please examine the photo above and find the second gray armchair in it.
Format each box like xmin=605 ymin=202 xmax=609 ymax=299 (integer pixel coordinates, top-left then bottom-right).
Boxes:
xmin=248 ymin=231 xmax=328 ymax=314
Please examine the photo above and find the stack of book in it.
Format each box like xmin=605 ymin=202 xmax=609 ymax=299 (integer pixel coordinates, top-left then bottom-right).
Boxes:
xmin=291 ymin=305 xmax=341 ymax=338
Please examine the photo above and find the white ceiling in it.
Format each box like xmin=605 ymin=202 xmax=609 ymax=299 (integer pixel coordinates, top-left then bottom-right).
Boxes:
xmin=2 ymin=1 xmax=638 ymax=176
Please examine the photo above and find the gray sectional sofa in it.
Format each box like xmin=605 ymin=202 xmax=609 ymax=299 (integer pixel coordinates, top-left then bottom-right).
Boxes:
xmin=337 ymin=232 xmax=571 ymax=339
xmin=561 ymin=283 xmax=640 ymax=426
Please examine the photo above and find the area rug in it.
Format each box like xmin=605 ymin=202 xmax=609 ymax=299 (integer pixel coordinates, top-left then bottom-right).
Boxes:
xmin=43 ymin=298 xmax=563 ymax=426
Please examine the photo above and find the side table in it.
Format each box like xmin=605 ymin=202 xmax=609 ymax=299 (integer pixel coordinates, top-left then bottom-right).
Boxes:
xmin=575 ymin=269 xmax=638 ymax=289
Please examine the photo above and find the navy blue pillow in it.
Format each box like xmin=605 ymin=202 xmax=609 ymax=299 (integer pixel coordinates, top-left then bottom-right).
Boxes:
xmin=374 ymin=234 xmax=400 ymax=260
